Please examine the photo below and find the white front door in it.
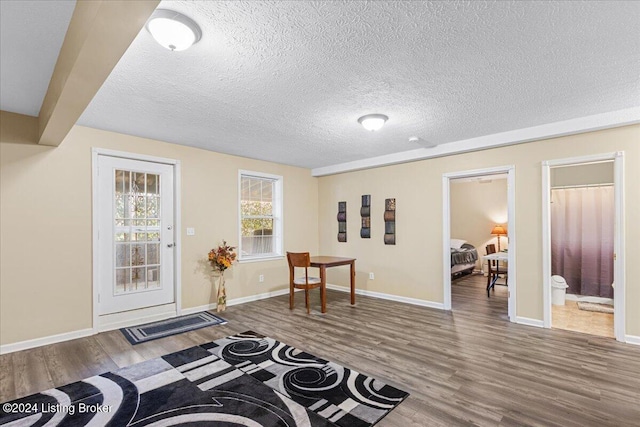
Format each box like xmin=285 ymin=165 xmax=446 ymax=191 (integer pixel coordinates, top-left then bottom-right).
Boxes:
xmin=97 ymin=155 xmax=175 ymax=315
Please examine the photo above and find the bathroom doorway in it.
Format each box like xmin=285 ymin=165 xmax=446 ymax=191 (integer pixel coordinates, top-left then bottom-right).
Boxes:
xmin=542 ymin=153 xmax=626 ymax=341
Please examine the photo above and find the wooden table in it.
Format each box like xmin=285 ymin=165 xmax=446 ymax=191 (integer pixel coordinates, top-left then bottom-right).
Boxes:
xmin=483 ymin=252 xmax=508 ymax=297
xmin=310 ymin=256 xmax=356 ymax=313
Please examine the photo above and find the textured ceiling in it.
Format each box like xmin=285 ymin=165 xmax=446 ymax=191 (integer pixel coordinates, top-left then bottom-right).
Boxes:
xmin=0 ymin=0 xmax=76 ymax=116
xmin=3 ymin=1 xmax=639 ymax=169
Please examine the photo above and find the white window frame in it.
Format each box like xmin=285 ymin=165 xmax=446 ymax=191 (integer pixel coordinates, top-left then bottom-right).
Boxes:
xmin=238 ymin=170 xmax=284 ymax=262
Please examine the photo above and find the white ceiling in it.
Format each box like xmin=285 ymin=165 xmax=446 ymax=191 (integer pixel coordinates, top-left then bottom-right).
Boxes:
xmin=2 ymin=1 xmax=639 ymax=170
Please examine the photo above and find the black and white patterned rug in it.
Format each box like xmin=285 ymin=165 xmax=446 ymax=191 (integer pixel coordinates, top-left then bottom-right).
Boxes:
xmin=0 ymin=331 xmax=408 ymax=426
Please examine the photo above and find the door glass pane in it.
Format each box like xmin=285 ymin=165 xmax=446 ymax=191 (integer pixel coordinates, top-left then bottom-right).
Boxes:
xmin=146 ymin=196 xmax=159 ymax=218
xmin=115 ymin=268 xmax=130 ymax=294
xmin=147 ymin=243 xmax=160 ymax=265
xmin=147 ymin=267 xmax=160 ymax=288
xmin=116 ymin=244 xmax=130 ymax=268
xmin=131 ymin=267 xmax=146 ymax=289
xmin=113 ymin=169 xmax=162 ymax=295
xmin=115 ymin=195 xmax=126 ymax=218
xmin=147 ymin=174 xmax=159 ymax=194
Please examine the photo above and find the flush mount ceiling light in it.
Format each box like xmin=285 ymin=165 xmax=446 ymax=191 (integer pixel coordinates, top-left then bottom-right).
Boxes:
xmin=358 ymin=114 xmax=388 ymax=132
xmin=146 ymin=9 xmax=202 ymax=51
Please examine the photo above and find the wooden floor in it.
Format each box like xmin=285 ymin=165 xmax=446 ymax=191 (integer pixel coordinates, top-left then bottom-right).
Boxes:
xmin=2 ymin=274 xmax=640 ymax=426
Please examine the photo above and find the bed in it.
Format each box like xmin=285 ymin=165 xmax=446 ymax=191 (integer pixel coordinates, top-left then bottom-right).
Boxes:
xmin=451 ymin=239 xmax=478 ymax=279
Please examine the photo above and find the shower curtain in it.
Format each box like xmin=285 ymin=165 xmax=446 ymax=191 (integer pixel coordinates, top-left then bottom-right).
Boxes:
xmin=550 ymin=186 xmax=614 ymax=298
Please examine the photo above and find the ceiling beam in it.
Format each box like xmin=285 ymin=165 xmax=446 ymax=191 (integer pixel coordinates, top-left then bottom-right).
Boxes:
xmin=0 ymin=111 xmax=39 ymax=145
xmin=311 ymin=107 xmax=640 ymax=176
xmin=38 ymin=0 xmax=160 ymax=146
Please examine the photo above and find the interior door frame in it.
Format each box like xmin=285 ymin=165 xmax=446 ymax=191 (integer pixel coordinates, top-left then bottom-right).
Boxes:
xmin=442 ymin=165 xmax=517 ymax=322
xmin=541 ymin=151 xmax=625 ymax=341
xmin=91 ymin=148 xmax=182 ymax=333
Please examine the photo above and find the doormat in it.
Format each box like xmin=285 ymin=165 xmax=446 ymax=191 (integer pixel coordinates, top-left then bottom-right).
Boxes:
xmin=120 ymin=311 xmax=227 ymax=344
xmin=0 ymin=331 xmax=409 ymax=427
xmin=577 ymin=301 xmax=614 ymax=314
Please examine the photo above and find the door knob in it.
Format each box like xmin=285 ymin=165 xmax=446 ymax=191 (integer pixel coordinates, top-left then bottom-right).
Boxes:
xmin=167 ymin=243 xmax=175 ymax=248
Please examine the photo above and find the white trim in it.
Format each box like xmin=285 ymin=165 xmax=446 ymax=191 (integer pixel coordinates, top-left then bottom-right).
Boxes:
xmin=174 ymin=161 xmax=182 ymax=316
xmin=442 ymin=165 xmax=517 ymax=322
xmin=625 ymin=335 xmax=640 ymax=346
xmin=4 ymin=283 xmax=635 ymax=354
xmin=237 ymin=255 xmax=285 ymax=264
xmin=91 ymin=148 xmax=182 ymax=331
xmin=92 ymin=150 xmax=100 ymax=334
xmin=613 ymin=152 xmax=626 ymax=342
xmin=325 ymin=284 xmax=445 ymax=310
xmin=541 ymin=160 xmax=552 ymax=329
xmin=515 ymin=317 xmax=544 ymax=328
xmin=312 ymin=107 xmax=640 ymax=176
xmin=91 ymin=148 xmax=180 ymax=165
xmin=0 ymin=328 xmax=94 ymax=355
xmin=541 ymin=152 xmax=625 ymax=342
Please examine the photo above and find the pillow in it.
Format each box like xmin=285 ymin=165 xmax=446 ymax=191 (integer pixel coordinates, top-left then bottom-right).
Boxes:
xmin=450 ymin=239 xmax=467 ymax=249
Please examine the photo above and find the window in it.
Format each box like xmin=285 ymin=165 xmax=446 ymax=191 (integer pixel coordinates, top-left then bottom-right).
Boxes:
xmin=238 ymin=171 xmax=283 ymax=260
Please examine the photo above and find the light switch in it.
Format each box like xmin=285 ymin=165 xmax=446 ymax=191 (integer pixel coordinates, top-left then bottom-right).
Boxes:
xmin=186 ymin=227 xmax=195 ymax=236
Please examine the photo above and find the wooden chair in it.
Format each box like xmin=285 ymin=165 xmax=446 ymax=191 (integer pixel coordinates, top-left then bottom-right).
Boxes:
xmin=286 ymin=252 xmax=322 ymax=314
xmin=485 ymin=244 xmax=507 ymax=296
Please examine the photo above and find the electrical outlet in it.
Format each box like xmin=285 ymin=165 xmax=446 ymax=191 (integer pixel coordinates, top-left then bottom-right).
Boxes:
xmin=186 ymin=227 xmax=195 ymax=236
xmin=369 ymin=272 xmax=375 ymax=280
xmin=259 ymin=274 xmax=264 ymax=283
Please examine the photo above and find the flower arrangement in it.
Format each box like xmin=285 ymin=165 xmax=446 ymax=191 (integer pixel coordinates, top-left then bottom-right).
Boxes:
xmin=208 ymin=240 xmax=237 ymax=273
xmin=208 ymin=240 xmax=236 ymax=312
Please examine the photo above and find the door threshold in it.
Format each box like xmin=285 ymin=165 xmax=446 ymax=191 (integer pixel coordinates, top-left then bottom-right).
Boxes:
xmin=98 ymin=303 xmax=177 ymax=332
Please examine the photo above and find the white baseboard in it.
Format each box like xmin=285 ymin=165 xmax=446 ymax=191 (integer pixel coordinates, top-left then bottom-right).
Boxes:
xmin=516 ymin=316 xmax=544 ymax=328
xmin=625 ymin=335 xmax=640 ymax=345
xmin=181 ymin=288 xmax=295 ymax=315
xmin=325 ymin=284 xmax=445 ymax=310
xmin=11 ymin=287 xmax=632 ymax=355
xmin=0 ymin=328 xmax=94 ymax=355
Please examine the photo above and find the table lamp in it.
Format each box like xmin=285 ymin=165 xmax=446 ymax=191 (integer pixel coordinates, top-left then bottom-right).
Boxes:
xmin=491 ymin=225 xmax=507 ymax=251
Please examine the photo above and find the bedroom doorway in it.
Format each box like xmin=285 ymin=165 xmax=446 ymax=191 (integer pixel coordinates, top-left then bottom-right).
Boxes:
xmin=542 ymin=152 xmax=625 ymax=342
xmin=442 ymin=166 xmax=516 ymax=323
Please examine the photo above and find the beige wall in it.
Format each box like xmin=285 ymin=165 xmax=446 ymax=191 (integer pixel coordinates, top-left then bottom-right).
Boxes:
xmin=0 ymin=125 xmax=319 ymax=345
xmin=450 ymin=178 xmax=508 ymax=270
xmin=318 ymin=124 xmax=640 ymax=335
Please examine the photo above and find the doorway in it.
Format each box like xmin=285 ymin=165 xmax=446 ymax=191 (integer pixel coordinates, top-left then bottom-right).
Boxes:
xmin=443 ymin=165 xmax=516 ymax=322
xmin=542 ymin=152 xmax=625 ymax=342
xmin=92 ymin=149 xmax=181 ymax=332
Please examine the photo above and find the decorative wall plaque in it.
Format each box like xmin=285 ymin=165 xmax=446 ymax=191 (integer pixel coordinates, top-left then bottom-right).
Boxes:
xmin=360 ymin=194 xmax=371 ymax=238
xmin=384 ymin=198 xmax=396 ymax=245
xmin=337 ymin=201 xmax=347 ymax=242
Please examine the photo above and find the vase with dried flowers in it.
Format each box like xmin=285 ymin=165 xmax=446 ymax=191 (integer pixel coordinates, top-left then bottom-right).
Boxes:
xmin=207 ymin=240 xmax=237 ymax=312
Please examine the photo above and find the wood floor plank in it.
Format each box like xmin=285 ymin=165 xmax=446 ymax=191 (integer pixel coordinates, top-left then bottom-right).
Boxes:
xmin=0 ymin=274 xmax=639 ymax=426
xmin=12 ymin=347 xmax=53 ymax=399
xmin=0 ymin=353 xmax=15 ymax=402
xmin=94 ymin=330 xmax=146 ymax=368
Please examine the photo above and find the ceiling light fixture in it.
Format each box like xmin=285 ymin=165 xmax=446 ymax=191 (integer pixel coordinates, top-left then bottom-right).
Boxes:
xmin=146 ymin=9 xmax=202 ymax=51
xmin=358 ymin=114 xmax=388 ymax=131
